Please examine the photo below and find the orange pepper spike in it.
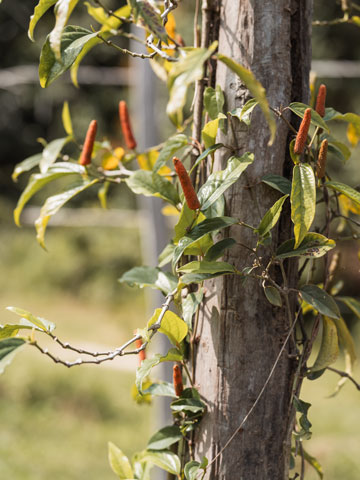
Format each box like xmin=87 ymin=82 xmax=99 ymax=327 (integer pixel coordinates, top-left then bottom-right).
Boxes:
xmin=135 ymin=338 xmax=146 ymax=363
xmin=317 ymin=139 xmax=328 ymax=179
xmin=173 ymin=157 xmax=201 ymax=210
xmin=294 ymin=108 xmax=311 ymax=155
xmin=173 ymin=364 xmax=184 ymax=397
xmin=119 ymin=100 xmax=137 ymax=150
xmin=79 ymin=120 xmax=97 ymax=166
xmin=315 ymin=84 xmax=327 ymax=118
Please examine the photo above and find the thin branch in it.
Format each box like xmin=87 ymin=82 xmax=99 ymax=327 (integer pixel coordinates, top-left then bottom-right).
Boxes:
xmin=98 ymin=34 xmax=156 ymax=59
xmin=146 ymin=38 xmax=179 ymax=62
xmin=206 ymin=312 xmax=299 ymax=469
xmin=327 ymin=366 xmax=360 ymax=390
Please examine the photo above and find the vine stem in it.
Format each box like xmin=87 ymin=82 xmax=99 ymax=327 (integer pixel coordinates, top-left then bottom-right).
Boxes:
xmin=206 ymin=312 xmax=299 ymax=469
xmin=327 ymin=366 xmax=360 ymax=390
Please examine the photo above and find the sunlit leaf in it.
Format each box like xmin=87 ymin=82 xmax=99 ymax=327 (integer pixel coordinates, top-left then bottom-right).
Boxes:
xmin=12 ymin=154 xmax=42 ymax=182
xmin=290 ymin=164 xmax=316 ymax=248
xmin=182 ymin=290 xmax=204 ymax=330
xmin=147 ymin=425 xmax=182 ymax=451
xmin=300 ymin=285 xmax=340 ymax=320
xmin=139 ymin=450 xmax=180 ymax=476
xmin=178 ymin=260 xmax=235 ymax=275
xmin=147 ymin=309 xmax=188 ymax=346
xmin=6 ymin=306 xmax=56 ymax=332
xmin=0 ymin=338 xmax=26 ymax=375
xmin=35 ymin=179 xmax=99 ymax=249
xmin=325 ymin=181 xmax=360 ymax=207
xmin=154 ymin=134 xmax=188 ymax=172
xmin=217 ymin=54 xmax=276 ymax=144
xmin=136 ymin=348 xmax=183 ymax=393
xmin=28 ymin=0 xmax=57 ymax=41
xmin=256 ymin=194 xmax=288 ymax=237
xmin=40 ymin=136 xmax=71 ymax=173
xmin=204 ymin=85 xmax=224 ymax=120
xmin=119 ymin=266 xmax=177 ymax=295
xmin=62 ymin=101 xmax=73 ymax=136
xmin=230 ymin=98 xmax=258 ymax=126
xmin=125 ymin=170 xmax=180 ymax=206
xmin=276 ymin=233 xmax=335 ymax=259
xmin=108 ymin=442 xmax=134 ymax=479
xmin=288 ymin=102 xmax=329 ymax=132
xmin=202 ymin=118 xmax=219 ymax=150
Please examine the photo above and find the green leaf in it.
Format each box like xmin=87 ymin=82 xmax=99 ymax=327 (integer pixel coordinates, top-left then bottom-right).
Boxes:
xmin=198 ymin=153 xmax=254 ymax=211
xmin=328 ymin=140 xmax=351 ymax=163
xmin=184 ymin=461 xmax=201 ymax=480
xmin=173 ymin=205 xmax=212 ymax=256
xmin=256 ymin=194 xmax=288 ymax=237
xmin=204 ymin=85 xmax=224 ymax=120
xmin=140 ymin=451 xmax=180 ymax=476
xmin=290 ymin=164 xmax=316 ymax=248
xmin=261 ymin=174 xmax=291 ymax=195
xmin=288 ymin=102 xmax=329 ymax=133
xmin=337 ymin=296 xmax=360 ymax=320
xmin=276 ymin=233 xmax=335 ymax=259
xmin=154 ymin=134 xmax=188 ymax=172
xmin=171 ymin=397 xmax=206 ymax=414
xmin=125 ymin=170 xmax=180 ymax=206
xmin=158 ymin=243 xmax=175 ymax=268
xmin=167 ymin=42 xmax=218 ymax=123
xmin=28 ymin=0 xmax=57 ymax=41
xmin=300 ymin=285 xmax=340 ymax=320
xmin=119 ymin=266 xmax=177 ymax=295
xmin=264 ymin=286 xmax=282 ymax=307
xmin=136 ymin=349 xmax=183 ymax=393
xmin=143 ymin=382 xmax=175 ymax=397
xmin=35 ymin=179 xmax=98 ymax=249
xmin=39 ymin=26 xmax=99 ymax=88
xmin=147 ymin=310 xmax=188 ymax=346
xmin=173 ymin=216 xmax=238 ymax=267
xmin=108 ymin=442 xmax=134 ymax=479
xmin=0 ymin=338 xmax=26 ymax=374
xmin=178 ymin=260 xmax=235 ymax=275
xmin=324 ymin=181 xmax=360 ymax=206
xmin=217 ymin=54 xmax=276 ymax=145
xmin=182 ymin=290 xmax=204 ymax=330
xmin=147 ymin=426 xmax=182 ymax=451
xmin=12 ymin=154 xmax=42 ymax=182
xmin=189 ymin=144 xmax=223 ymax=175
xmin=6 ymin=306 xmax=56 ymax=332
xmin=204 ymin=238 xmax=236 ymax=261
xmin=13 ymin=163 xmax=85 ymax=226
xmin=40 ymin=136 xmax=72 ymax=173
xmin=230 ymin=98 xmax=258 ymax=126
xmin=180 ymin=272 xmax=227 ymax=285
xmin=49 ymin=0 xmax=80 ymax=60
xmin=332 ymin=316 xmax=356 ymax=366
xmin=62 ymin=101 xmax=73 ymax=136
xmin=136 ymin=1 xmax=168 ymax=44
xmin=311 ymin=316 xmax=339 ymax=371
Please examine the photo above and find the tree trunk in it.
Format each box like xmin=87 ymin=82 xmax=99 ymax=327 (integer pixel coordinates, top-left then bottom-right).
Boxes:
xmin=194 ymin=1 xmax=312 ymax=478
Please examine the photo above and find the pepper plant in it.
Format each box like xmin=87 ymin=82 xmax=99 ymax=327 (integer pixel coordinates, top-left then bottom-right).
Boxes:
xmin=2 ymin=1 xmax=360 ymax=479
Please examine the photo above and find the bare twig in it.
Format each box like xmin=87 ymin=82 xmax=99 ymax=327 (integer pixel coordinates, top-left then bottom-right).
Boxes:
xmin=327 ymin=366 xmax=360 ymax=391
xmin=98 ymin=34 xmax=157 ymax=59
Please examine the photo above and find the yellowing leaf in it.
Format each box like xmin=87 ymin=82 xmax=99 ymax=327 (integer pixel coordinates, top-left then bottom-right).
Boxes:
xmin=311 ymin=316 xmax=339 ymax=372
xmin=102 ymin=148 xmax=124 ymax=170
xmin=162 ymin=205 xmax=180 ymax=216
xmin=202 ymin=118 xmax=219 ymax=149
xmin=61 ymin=101 xmax=73 ymax=136
xmin=291 ymin=164 xmax=316 ymax=248
xmin=137 ymin=150 xmax=159 ymax=170
xmin=147 ymin=309 xmax=188 ymax=345
xmin=339 ymin=194 xmax=360 ymax=216
xmin=131 ymin=379 xmax=152 ymax=404
xmin=347 ymin=122 xmax=359 ymax=147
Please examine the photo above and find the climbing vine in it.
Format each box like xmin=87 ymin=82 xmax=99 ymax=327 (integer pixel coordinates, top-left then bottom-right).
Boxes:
xmin=2 ymin=1 xmax=360 ymax=479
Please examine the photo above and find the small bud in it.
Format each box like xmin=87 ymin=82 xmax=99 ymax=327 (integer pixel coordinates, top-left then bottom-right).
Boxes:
xmin=294 ymin=108 xmax=311 ymax=155
xmin=315 ymin=84 xmax=326 ymax=118
xmin=317 ymin=139 xmax=328 ymax=179
xmin=119 ymin=101 xmax=137 ymax=150
xmin=173 ymin=157 xmax=201 ymax=210
xmin=79 ymin=120 xmax=97 ymax=166
xmin=173 ymin=364 xmax=184 ymax=397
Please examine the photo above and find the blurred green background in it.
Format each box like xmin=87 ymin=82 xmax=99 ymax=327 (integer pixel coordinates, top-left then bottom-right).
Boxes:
xmin=0 ymin=0 xmax=360 ymax=479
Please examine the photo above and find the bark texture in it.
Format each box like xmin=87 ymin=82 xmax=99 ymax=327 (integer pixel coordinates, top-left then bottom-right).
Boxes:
xmin=194 ymin=1 xmax=312 ymax=479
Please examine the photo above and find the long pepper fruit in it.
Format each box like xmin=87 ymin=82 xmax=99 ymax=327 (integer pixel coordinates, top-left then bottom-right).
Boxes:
xmin=317 ymin=139 xmax=328 ymax=179
xmin=79 ymin=120 xmax=97 ymax=166
xmin=315 ymin=84 xmax=327 ymax=118
xmin=173 ymin=157 xmax=201 ymax=210
xmin=294 ymin=108 xmax=311 ymax=154
xmin=119 ymin=100 xmax=137 ymax=150
xmin=135 ymin=338 xmax=146 ymax=363
xmin=173 ymin=364 xmax=184 ymax=397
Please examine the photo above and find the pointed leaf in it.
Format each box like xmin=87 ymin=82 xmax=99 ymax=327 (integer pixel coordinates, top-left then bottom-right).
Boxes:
xmin=140 ymin=451 xmax=180 ymax=476
xmin=143 ymin=382 xmax=175 ymax=397
xmin=262 ymin=174 xmax=291 ymax=195
xmin=137 ymin=1 xmax=168 ymax=43
xmin=49 ymin=0 xmax=80 ymax=60
xmin=28 ymin=0 xmax=57 ymax=41
xmin=35 ymin=179 xmax=98 ymax=248
xmin=147 ymin=426 xmax=182 ymax=451
xmin=230 ymin=98 xmax=259 ymax=126
xmin=40 ymin=136 xmax=71 ymax=173
xmin=108 ymin=442 xmax=134 ymax=479
xmin=300 ymin=285 xmax=340 ymax=320
xmin=0 ymin=338 xmax=26 ymax=374
xmin=12 ymin=154 xmax=42 ymax=182
xmin=276 ymin=233 xmax=335 ymax=259
xmin=204 ymin=85 xmax=224 ymax=120
xmin=154 ymin=134 xmax=188 ymax=172
xmin=288 ymin=102 xmax=329 ymax=132
xmin=147 ymin=310 xmax=188 ymax=346
xmin=136 ymin=348 xmax=183 ymax=393
xmin=257 ymin=194 xmax=288 ymax=237
xmin=198 ymin=153 xmax=254 ymax=210
xmin=202 ymin=118 xmax=219 ymax=150
xmin=324 ymin=181 xmax=360 ymax=206
xmin=290 ymin=164 xmax=316 ymax=248
xmin=217 ymin=54 xmax=276 ymax=144
xmin=311 ymin=316 xmax=339 ymax=371
xmin=39 ymin=26 xmax=99 ymax=87
xmin=264 ymin=286 xmax=282 ymax=307
xmin=182 ymin=290 xmax=204 ymax=330
xmin=173 ymin=216 xmax=238 ymax=267
xmin=189 ymin=143 xmax=223 ymax=174
xmin=302 ymin=448 xmax=324 ymax=479
xmin=204 ymin=238 xmax=236 ymax=261
xmin=62 ymin=101 xmax=73 ymax=136
xmin=337 ymin=296 xmax=360 ymax=320
xmin=178 ymin=260 xmax=235 ymax=275
xmin=6 ymin=306 xmax=56 ymax=332
xmin=184 ymin=461 xmax=201 ymax=480
xmin=125 ymin=170 xmax=180 ymax=206
xmin=119 ymin=266 xmax=177 ymax=295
